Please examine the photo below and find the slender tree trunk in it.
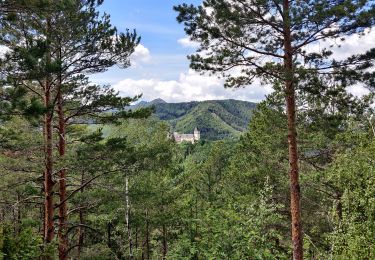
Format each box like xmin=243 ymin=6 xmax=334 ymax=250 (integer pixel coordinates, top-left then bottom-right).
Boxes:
xmin=335 ymin=191 xmax=342 ymax=220
xmin=135 ymin=226 xmax=138 ymax=250
xmin=145 ymin=210 xmax=150 ymax=260
xmin=77 ymin=172 xmax=85 ymax=258
xmin=57 ymin=47 xmax=68 ymax=260
xmin=283 ymin=1 xmax=303 ymax=259
xmin=77 ymin=209 xmax=84 ymax=258
xmin=162 ymin=224 xmax=167 ymax=259
xmin=43 ymin=16 xmax=55 ymax=249
xmin=14 ymin=192 xmax=21 ymax=235
xmin=43 ymin=72 xmax=55 ymax=244
xmin=39 ymin=205 xmax=43 ymax=236
xmin=107 ymin=222 xmax=112 ymax=249
xmin=125 ymin=176 xmax=133 ymax=259
xmin=43 ymin=94 xmax=55 ymax=244
xmin=189 ymin=204 xmax=194 ymax=243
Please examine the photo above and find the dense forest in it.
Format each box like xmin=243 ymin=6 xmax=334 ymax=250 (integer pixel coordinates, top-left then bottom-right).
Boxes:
xmin=133 ymin=99 xmax=257 ymax=140
xmin=1 ymin=0 xmax=375 ymax=259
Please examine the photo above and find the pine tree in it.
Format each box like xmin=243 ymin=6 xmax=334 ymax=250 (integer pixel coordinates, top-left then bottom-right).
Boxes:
xmin=174 ymin=1 xmax=375 ymax=258
xmin=0 ymin=0 xmax=149 ymax=258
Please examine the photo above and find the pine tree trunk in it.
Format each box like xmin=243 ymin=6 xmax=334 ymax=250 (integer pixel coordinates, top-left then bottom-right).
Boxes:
xmin=57 ymin=79 xmax=68 ymax=259
xmin=43 ymin=71 xmax=55 ymax=245
xmin=125 ymin=176 xmax=133 ymax=259
xmin=162 ymin=224 xmax=167 ymax=259
xmin=77 ymin=209 xmax=84 ymax=258
xmin=14 ymin=192 xmax=21 ymax=236
xmin=43 ymin=91 xmax=55 ymax=244
xmin=43 ymin=16 xmax=55 ymax=249
xmin=77 ymin=172 xmax=85 ymax=258
xmin=107 ymin=222 xmax=112 ymax=249
xmin=335 ymin=191 xmax=342 ymax=220
xmin=39 ymin=205 xmax=43 ymax=236
xmin=135 ymin=226 xmax=138 ymax=250
xmin=283 ymin=0 xmax=303 ymax=259
xmin=145 ymin=210 xmax=150 ymax=260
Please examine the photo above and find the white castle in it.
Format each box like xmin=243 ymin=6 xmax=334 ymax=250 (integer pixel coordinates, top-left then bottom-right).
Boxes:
xmin=172 ymin=127 xmax=200 ymax=144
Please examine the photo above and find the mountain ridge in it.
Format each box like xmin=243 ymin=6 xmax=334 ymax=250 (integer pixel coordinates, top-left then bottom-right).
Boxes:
xmin=132 ymin=99 xmax=257 ymax=140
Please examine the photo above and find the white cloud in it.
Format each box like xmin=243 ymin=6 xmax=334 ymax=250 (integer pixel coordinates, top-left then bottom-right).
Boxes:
xmin=130 ymin=44 xmax=151 ymax=66
xmin=112 ymin=69 xmax=272 ymax=103
xmin=304 ymin=28 xmax=375 ymax=60
xmin=347 ymin=85 xmax=370 ymax=97
xmin=331 ymin=29 xmax=375 ymax=60
xmin=106 ymin=28 xmax=375 ymax=104
xmin=0 ymin=45 xmax=10 ymax=58
xmin=177 ymin=37 xmax=200 ymax=48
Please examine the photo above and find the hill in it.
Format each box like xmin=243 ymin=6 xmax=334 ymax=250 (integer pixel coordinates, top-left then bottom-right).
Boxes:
xmin=134 ymin=99 xmax=257 ymax=140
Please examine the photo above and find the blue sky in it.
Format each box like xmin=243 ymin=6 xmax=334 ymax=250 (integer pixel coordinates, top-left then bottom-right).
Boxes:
xmin=90 ymin=1 xmax=372 ymax=103
xmin=94 ymin=0 xmax=198 ymax=81
xmin=89 ymin=0 xmax=274 ymax=103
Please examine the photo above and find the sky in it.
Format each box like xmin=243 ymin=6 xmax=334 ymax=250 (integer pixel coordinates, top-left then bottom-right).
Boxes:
xmin=90 ymin=0 xmax=373 ymax=103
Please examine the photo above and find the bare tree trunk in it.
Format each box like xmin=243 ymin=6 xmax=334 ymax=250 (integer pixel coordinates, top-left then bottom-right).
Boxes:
xmin=77 ymin=209 xmax=84 ymax=258
xmin=43 ymin=94 xmax=55 ymax=244
xmin=43 ymin=72 xmax=55 ymax=244
xmin=39 ymin=205 xmax=43 ymax=236
xmin=77 ymin=172 xmax=85 ymax=258
xmin=125 ymin=176 xmax=133 ymax=259
xmin=14 ymin=192 xmax=21 ymax=235
xmin=162 ymin=224 xmax=167 ymax=259
xmin=135 ymin=226 xmax=138 ymax=250
xmin=283 ymin=1 xmax=303 ymax=259
xmin=43 ymin=16 xmax=55 ymax=249
xmin=1 ymin=205 xmax=4 ymax=222
xmin=57 ymin=47 xmax=68 ymax=260
xmin=335 ymin=191 xmax=342 ymax=220
xmin=145 ymin=210 xmax=150 ymax=260
xmin=107 ymin=222 xmax=112 ymax=249
xmin=367 ymin=116 xmax=375 ymax=138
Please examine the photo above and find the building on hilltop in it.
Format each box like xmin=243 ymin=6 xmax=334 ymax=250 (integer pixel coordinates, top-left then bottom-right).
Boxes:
xmin=171 ymin=127 xmax=200 ymax=144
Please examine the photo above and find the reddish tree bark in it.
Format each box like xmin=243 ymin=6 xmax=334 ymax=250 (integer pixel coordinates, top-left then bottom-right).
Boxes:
xmin=283 ymin=0 xmax=303 ymax=259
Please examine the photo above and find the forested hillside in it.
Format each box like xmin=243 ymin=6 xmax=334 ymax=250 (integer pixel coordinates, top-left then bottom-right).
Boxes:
xmin=134 ymin=99 xmax=257 ymax=140
xmin=1 ymin=0 xmax=375 ymax=260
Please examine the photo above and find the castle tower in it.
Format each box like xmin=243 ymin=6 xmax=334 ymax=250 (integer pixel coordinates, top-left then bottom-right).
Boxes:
xmin=194 ymin=127 xmax=200 ymax=141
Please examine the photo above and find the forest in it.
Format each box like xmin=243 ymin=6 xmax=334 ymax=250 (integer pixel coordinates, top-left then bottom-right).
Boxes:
xmin=133 ymin=99 xmax=257 ymax=140
xmin=0 ymin=0 xmax=375 ymax=259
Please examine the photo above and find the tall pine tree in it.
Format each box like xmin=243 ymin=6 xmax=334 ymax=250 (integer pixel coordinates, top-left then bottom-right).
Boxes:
xmin=0 ymin=0 xmax=149 ymax=258
xmin=174 ymin=1 xmax=375 ymax=258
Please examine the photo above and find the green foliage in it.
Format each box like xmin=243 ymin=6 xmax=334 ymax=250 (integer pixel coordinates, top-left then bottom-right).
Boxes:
xmin=1 ymin=1 xmax=375 ymax=258
xmin=0 ymin=0 xmax=149 ymax=125
xmin=327 ymin=140 xmax=375 ymax=259
xmin=174 ymin=0 xmax=375 ymax=88
xmin=1 ymin=98 xmax=375 ymax=258
xmin=169 ymin=171 xmax=287 ymax=259
xmin=81 ymin=244 xmax=117 ymax=260
xmin=135 ymin=99 xmax=257 ymax=140
xmin=0 ymin=225 xmax=42 ymax=259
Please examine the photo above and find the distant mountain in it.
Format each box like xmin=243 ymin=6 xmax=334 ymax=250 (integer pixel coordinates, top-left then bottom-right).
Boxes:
xmin=130 ymin=98 xmax=166 ymax=109
xmin=134 ymin=99 xmax=257 ymax=140
xmin=149 ymin=98 xmax=167 ymax=105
